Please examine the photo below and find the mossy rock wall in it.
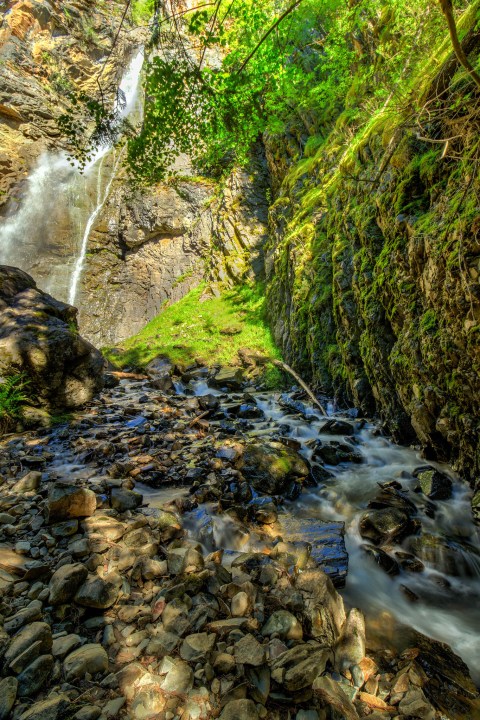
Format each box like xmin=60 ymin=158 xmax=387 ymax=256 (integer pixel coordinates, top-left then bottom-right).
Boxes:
xmin=264 ymin=53 xmax=480 ymax=489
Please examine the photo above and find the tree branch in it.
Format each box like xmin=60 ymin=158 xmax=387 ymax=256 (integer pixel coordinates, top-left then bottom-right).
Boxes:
xmin=438 ymin=0 xmax=480 ymax=89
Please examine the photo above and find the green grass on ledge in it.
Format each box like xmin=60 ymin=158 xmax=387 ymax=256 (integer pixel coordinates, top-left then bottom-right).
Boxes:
xmin=104 ymin=283 xmax=285 ymax=388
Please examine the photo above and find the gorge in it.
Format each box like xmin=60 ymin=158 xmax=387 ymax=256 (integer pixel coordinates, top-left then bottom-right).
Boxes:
xmin=0 ymin=1 xmax=479 ymax=719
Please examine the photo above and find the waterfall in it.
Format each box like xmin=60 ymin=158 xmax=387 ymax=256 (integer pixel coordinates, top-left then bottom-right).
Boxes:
xmin=0 ymin=49 xmax=144 ymax=306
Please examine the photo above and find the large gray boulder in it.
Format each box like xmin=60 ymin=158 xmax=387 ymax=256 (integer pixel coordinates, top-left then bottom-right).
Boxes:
xmin=0 ymin=266 xmax=104 ymax=409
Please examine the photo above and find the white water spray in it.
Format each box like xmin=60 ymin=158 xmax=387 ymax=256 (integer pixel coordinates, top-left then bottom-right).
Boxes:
xmin=0 ymin=49 xmax=144 ymax=305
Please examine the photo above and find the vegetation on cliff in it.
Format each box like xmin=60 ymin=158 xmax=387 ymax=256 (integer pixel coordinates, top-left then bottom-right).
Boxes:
xmin=105 ymin=283 xmax=284 ymax=387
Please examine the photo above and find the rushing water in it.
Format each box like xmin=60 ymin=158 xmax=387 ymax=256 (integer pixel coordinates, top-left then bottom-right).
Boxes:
xmin=0 ymin=49 xmax=144 ymax=304
xmin=159 ymin=382 xmax=480 ymax=683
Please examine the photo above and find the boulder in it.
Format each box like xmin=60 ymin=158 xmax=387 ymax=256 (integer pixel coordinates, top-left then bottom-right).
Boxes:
xmin=49 ymin=562 xmax=88 ymax=604
xmin=0 ymin=676 xmax=17 ymax=720
xmin=5 ymin=622 xmax=52 ymax=669
xmin=359 ymin=508 xmax=417 ymax=545
xmin=241 ymin=441 xmax=309 ymax=495
xmin=63 ymin=644 xmax=108 ymax=680
xmin=220 ymin=699 xmax=259 ymax=720
xmin=211 ymin=366 xmax=244 ymax=390
xmin=413 ymin=466 xmax=453 ymax=500
xmin=46 ymin=483 xmax=96 ymax=521
xmin=110 ymin=488 xmax=143 ymax=512
xmin=295 ymin=569 xmax=346 ymax=646
xmin=75 ymin=572 xmax=121 ymax=609
xmin=17 ymin=654 xmax=54 ymax=696
xmin=145 ymin=355 xmax=174 ymax=391
xmin=19 ymin=696 xmax=70 ymax=720
xmin=0 ymin=266 xmax=104 ymax=410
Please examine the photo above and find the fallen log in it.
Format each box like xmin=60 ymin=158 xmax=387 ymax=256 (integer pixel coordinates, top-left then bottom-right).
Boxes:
xmin=109 ymin=371 xmax=148 ymax=380
xmin=273 ymin=360 xmax=327 ymax=416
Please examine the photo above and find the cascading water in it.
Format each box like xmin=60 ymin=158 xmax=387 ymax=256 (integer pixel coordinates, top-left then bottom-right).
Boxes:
xmin=0 ymin=49 xmax=144 ymax=306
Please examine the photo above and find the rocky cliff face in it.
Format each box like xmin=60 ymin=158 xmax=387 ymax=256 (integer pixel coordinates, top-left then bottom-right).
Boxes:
xmin=0 ymin=0 xmax=137 ymax=209
xmin=79 ymin=147 xmax=270 ymax=346
xmin=264 ymin=41 xmax=480 ymax=495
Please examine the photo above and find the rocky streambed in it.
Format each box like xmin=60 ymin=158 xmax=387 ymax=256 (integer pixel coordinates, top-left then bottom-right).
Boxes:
xmin=0 ymin=368 xmax=479 ymax=720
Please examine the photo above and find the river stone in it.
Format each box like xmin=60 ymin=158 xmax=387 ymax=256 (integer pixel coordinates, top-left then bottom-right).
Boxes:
xmin=64 ymin=643 xmax=108 ymax=680
xmin=158 ymin=656 xmax=193 ymax=693
xmin=295 ymin=569 xmax=346 ymax=646
xmin=19 ymin=695 xmax=70 ymax=720
xmin=313 ymin=441 xmax=362 ymax=465
xmin=46 ymin=483 xmax=96 ymax=521
xmin=231 ymin=591 xmax=250 ymax=617
xmin=361 ymin=544 xmax=400 ymax=576
xmin=313 ymin=676 xmax=359 ymax=719
xmin=12 ymin=471 xmax=41 ymax=494
xmin=398 ymin=688 xmax=435 ymax=719
xmin=241 ymin=441 xmax=309 ymax=495
xmin=180 ymin=633 xmax=216 ymax=662
xmin=51 ymin=519 xmax=79 ymax=537
xmin=73 ymin=706 xmax=102 ymax=720
xmin=283 ymin=648 xmax=333 ymax=691
xmin=4 ymin=601 xmax=43 ymax=633
xmin=17 ymin=654 xmax=54 ymax=696
xmin=262 ymin=610 xmax=303 ymax=640
xmin=413 ymin=466 xmax=453 ymax=500
xmin=213 ymin=653 xmax=236 ymax=674
xmin=131 ymin=684 xmax=166 ymax=719
xmin=320 ymin=419 xmax=355 ymax=436
xmin=359 ymin=508 xmax=416 ymax=545
xmin=234 ymin=633 xmax=265 ymax=666
xmin=220 ymin=699 xmax=259 ymax=720
xmin=145 ymin=355 xmax=174 ymax=391
xmin=5 ymin=621 xmax=52 ymax=668
xmin=52 ymin=633 xmax=83 ymax=658
xmin=111 ymin=488 xmax=143 ymax=512
xmin=335 ymin=608 xmax=366 ymax=673
xmin=82 ymin=515 xmax=125 ymax=541
xmin=211 ymin=367 xmax=244 ymax=390
xmin=49 ymin=562 xmax=88 ymax=604
xmin=75 ymin=572 xmax=121 ymax=609
xmin=0 ymin=676 xmax=17 ymax=720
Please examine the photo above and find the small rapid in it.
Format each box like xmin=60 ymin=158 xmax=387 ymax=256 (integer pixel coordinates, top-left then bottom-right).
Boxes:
xmin=0 ymin=50 xmax=144 ymax=305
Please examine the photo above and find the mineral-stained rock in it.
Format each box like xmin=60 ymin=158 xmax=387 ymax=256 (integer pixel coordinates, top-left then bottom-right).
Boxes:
xmin=0 ymin=266 xmax=104 ymax=410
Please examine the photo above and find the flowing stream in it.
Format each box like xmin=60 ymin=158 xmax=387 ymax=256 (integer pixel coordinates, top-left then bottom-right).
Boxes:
xmin=0 ymin=49 xmax=144 ymax=305
xmin=141 ymin=380 xmax=480 ymax=683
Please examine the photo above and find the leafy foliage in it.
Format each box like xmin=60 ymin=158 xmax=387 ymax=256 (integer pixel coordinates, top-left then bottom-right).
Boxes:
xmin=0 ymin=374 xmax=30 ymax=434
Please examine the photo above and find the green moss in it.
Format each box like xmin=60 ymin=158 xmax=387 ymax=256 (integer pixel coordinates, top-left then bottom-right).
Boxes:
xmin=104 ymin=282 xmax=282 ymax=378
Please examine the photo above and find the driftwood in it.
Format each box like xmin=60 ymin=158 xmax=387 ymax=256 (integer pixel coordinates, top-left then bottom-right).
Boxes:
xmin=110 ymin=371 xmax=148 ymax=380
xmin=273 ymin=360 xmax=327 ymax=416
xmin=188 ymin=410 xmax=211 ymax=427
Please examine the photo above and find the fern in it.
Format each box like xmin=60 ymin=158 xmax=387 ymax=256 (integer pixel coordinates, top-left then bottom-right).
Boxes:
xmin=0 ymin=374 xmax=31 ymax=434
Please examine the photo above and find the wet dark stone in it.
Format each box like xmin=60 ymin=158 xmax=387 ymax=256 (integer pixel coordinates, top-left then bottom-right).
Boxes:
xmin=308 ymin=463 xmax=334 ymax=486
xmin=313 ymin=441 xmax=363 ymax=466
xmin=279 ymin=517 xmax=348 ymax=587
xmin=319 ymin=419 xmax=355 ymax=436
xmin=359 ymin=508 xmax=418 ymax=545
xmin=395 ymin=551 xmax=425 ymax=573
xmin=361 ymin=544 xmax=400 ymax=576
xmin=238 ymin=404 xmax=264 ymax=419
xmin=198 ymin=394 xmax=220 ymax=411
xmin=368 ymin=486 xmax=417 ymax=515
xmin=413 ymin=466 xmax=453 ymax=500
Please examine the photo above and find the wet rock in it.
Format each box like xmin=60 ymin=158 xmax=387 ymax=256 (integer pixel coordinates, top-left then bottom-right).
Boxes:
xmin=46 ymin=483 xmax=96 ymax=521
xmin=368 ymin=485 xmax=417 ymax=514
xmin=361 ymin=544 xmax=400 ymax=575
xmin=413 ymin=466 xmax=453 ymax=500
xmin=320 ymin=419 xmax=355 ymax=436
xmin=249 ymin=497 xmax=278 ymax=524
xmin=262 ymin=610 xmax=303 ymax=641
xmin=359 ymin=508 xmax=417 ymax=545
xmin=17 ymin=654 xmax=54 ymax=696
xmin=63 ymin=644 xmax=108 ymax=680
xmin=241 ymin=441 xmax=309 ymax=495
xmin=279 ymin=517 xmax=348 ymax=587
xmin=145 ymin=355 xmax=174 ymax=391
xmin=49 ymin=562 xmax=88 ymax=604
xmin=111 ymin=488 xmax=143 ymax=512
xmin=211 ymin=367 xmax=244 ymax=390
xmin=0 ymin=266 xmax=104 ymax=410
xmin=313 ymin=441 xmax=362 ymax=465
xmin=395 ymin=551 xmax=425 ymax=572
xmin=220 ymin=699 xmax=259 ymax=720
xmin=74 ymin=572 xmax=121 ymax=609
xmin=0 ymin=676 xmax=17 ymax=720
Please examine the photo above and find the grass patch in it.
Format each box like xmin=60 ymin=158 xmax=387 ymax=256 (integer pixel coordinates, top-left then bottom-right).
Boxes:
xmin=105 ymin=283 xmax=285 ymax=387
